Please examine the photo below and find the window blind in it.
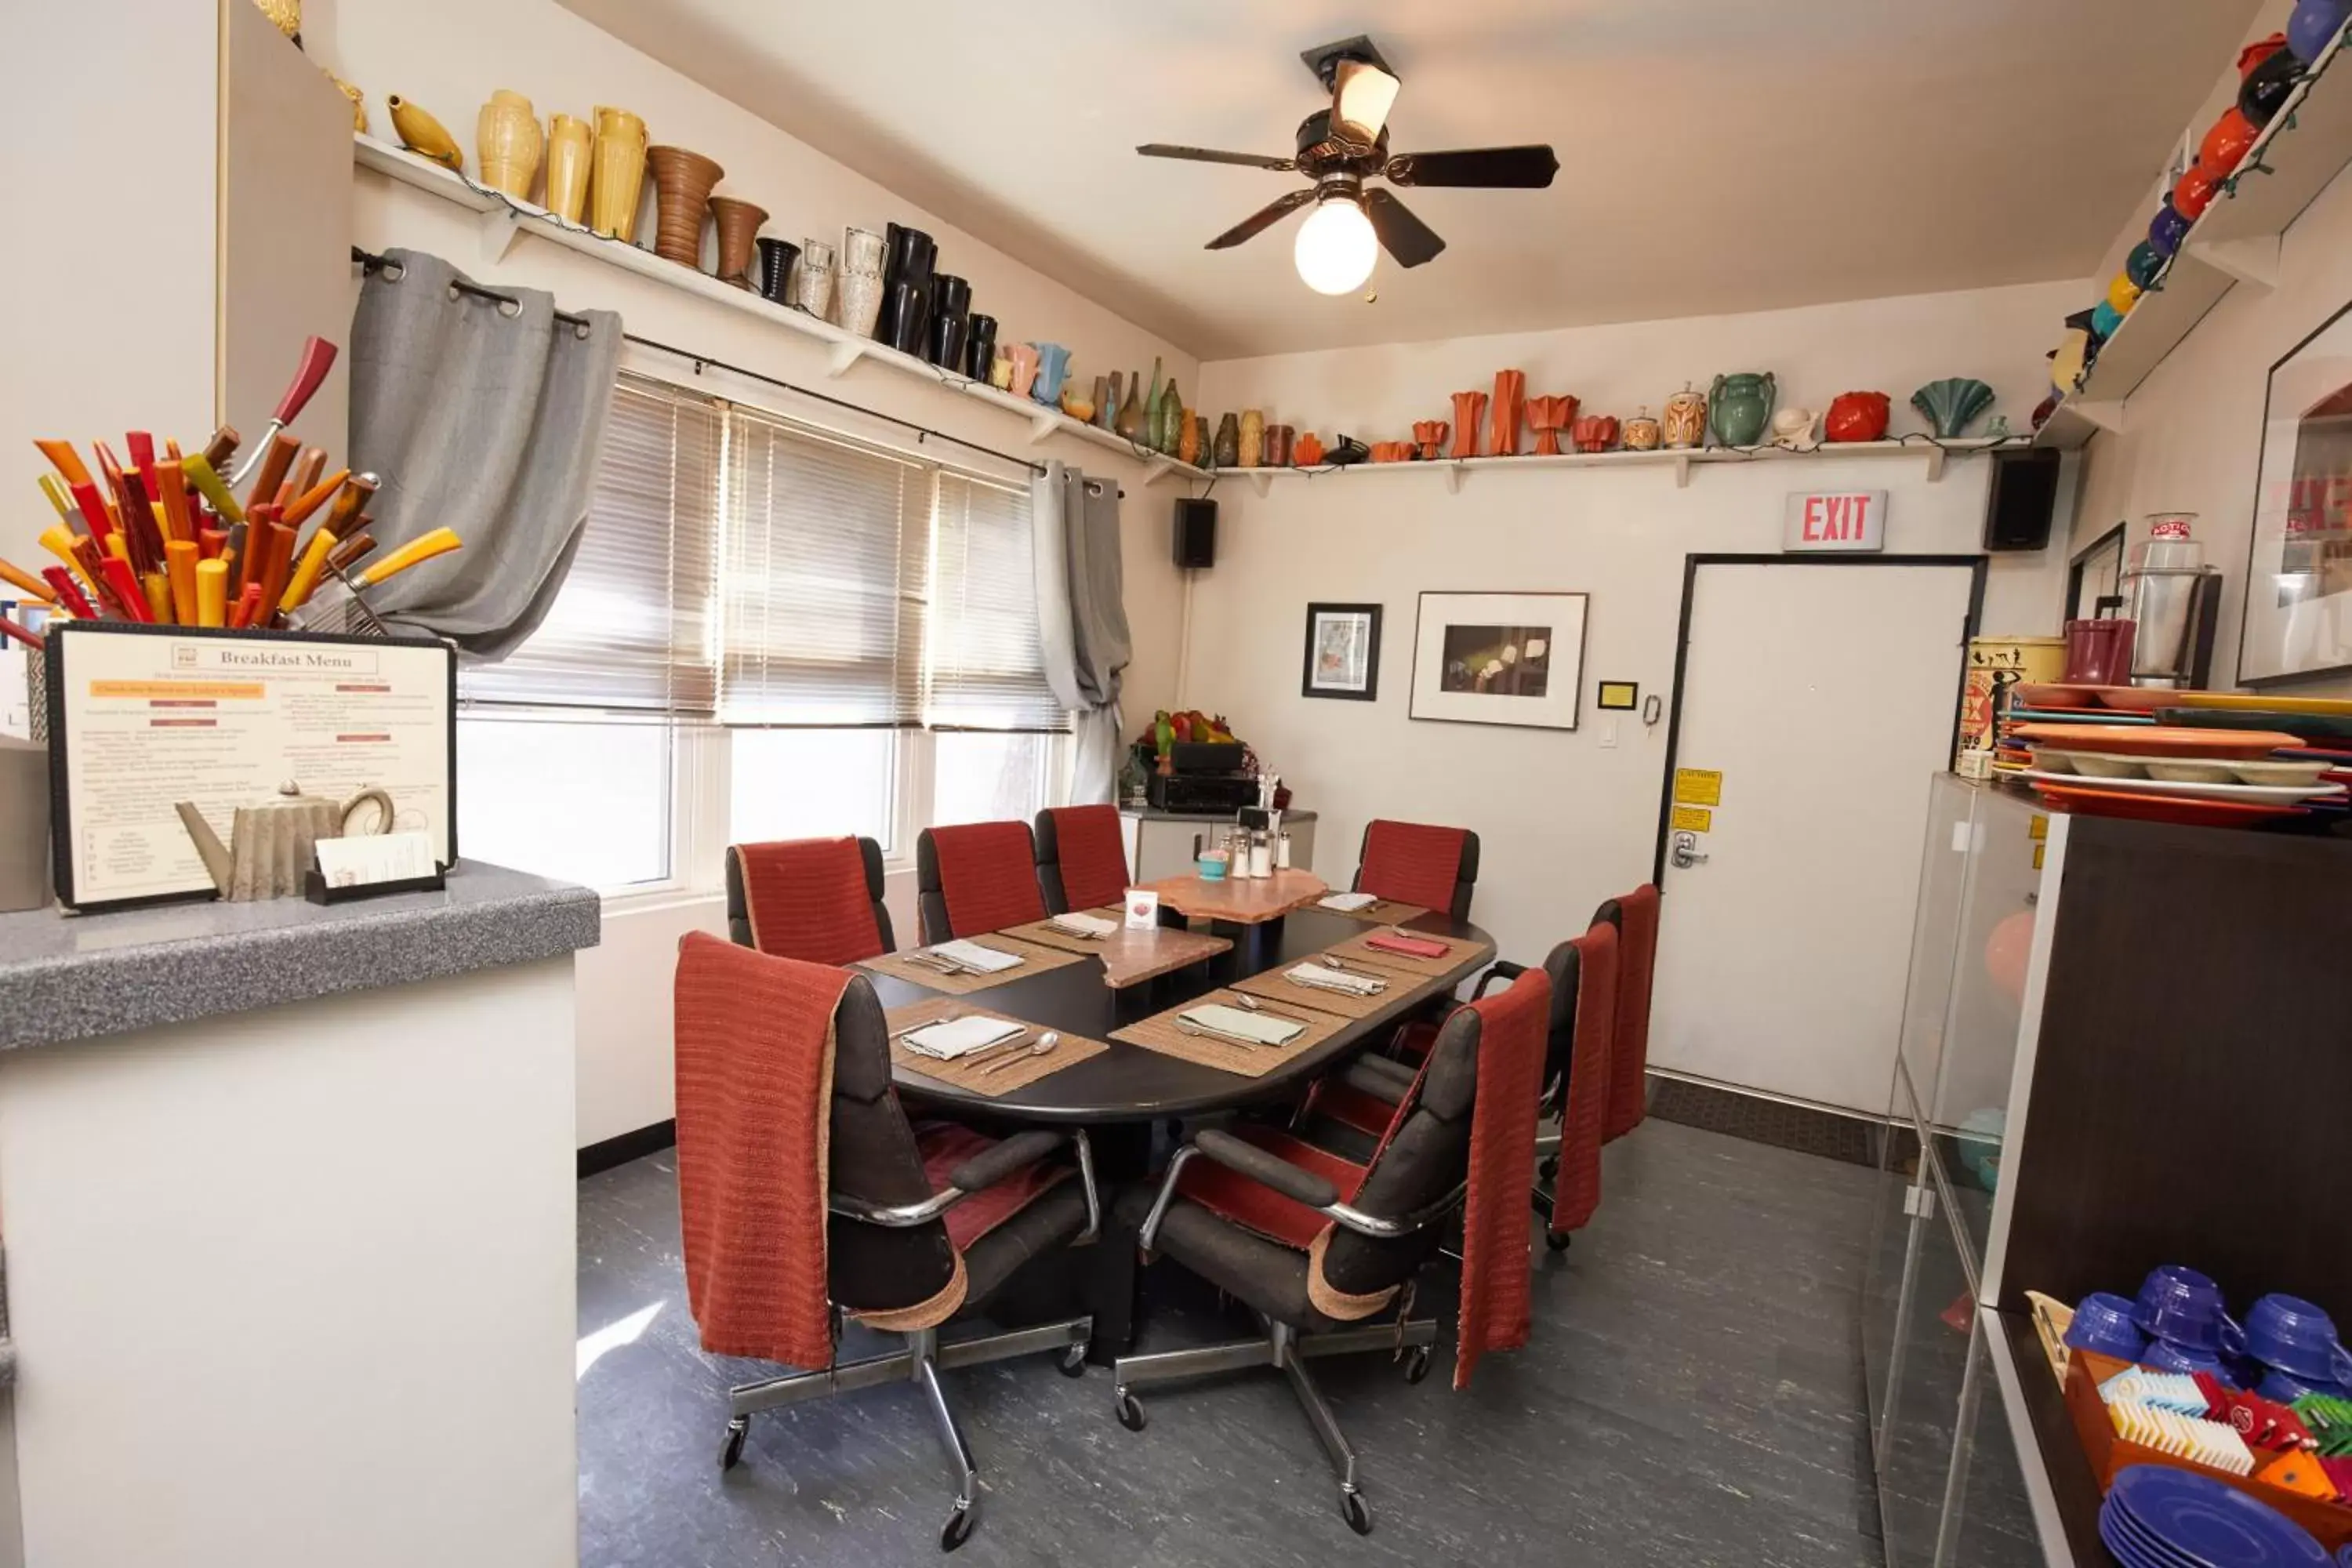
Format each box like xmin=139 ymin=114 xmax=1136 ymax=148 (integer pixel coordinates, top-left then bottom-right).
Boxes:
xmin=718 ymin=407 xmax=930 ymax=727
xmin=457 ymin=372 xmax=720 ymax=713
xmin=927 ymin=472 xmax=1069 ymax=732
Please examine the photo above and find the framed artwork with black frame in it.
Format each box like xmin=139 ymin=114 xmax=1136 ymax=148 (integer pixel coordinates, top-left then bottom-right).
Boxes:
xmin=1409 ymin=590 xmax=1588 ymax=731
xmin=2242 ymin=297 xmax=2352 ymax=682
xmin=1301 ymin=602 xmax=1382 ymax=701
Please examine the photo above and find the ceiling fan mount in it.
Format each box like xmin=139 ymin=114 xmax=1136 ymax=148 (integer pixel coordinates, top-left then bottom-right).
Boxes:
xmin=1137 ymin=32 xmax=1559 ymax=291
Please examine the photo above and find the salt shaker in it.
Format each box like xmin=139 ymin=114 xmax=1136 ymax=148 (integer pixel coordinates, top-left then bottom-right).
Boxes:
xmin=1249 ymin=833 xmax=1273 ymax=879
xmin=1276 ymin=831 xmax=1293 ymax=869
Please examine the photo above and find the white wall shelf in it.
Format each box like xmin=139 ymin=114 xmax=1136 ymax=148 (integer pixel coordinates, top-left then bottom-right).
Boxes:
xmin=2035 ymin=24 xmax=2352 ymax=451
xmin=352 ymin=134 xmax=1211 ymax=485
xmin=1215 ymin=436 xmax=2023 ymax=495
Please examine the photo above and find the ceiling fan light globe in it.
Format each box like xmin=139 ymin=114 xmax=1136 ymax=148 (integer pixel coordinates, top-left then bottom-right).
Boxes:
xmin=1294 ymin=198 xmax=1378 ymax=294
xmin=1332 ymin=59 xmax=1400 ymax=147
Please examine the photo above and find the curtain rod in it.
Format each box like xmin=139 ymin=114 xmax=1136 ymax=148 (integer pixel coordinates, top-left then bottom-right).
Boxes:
xmin=351 ymin=245 xmax=597 ymax=333
xmin=624 ymin=333 xmax=1122 ymax=496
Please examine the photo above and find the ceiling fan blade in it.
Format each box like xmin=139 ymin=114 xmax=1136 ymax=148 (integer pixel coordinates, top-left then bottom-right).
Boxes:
xmin=1364 ymin=188 xmax=1445 ymax=268
xmin=1137 ymin=143 xmax=1297 ymax=172
xmin=1330 ymin=58 xmax=1400 ymax=151
xmin=1383 ymin=145 xmax=1559 ymax=189
xmin=1205 ymin=188 xmax=1316 ymax=250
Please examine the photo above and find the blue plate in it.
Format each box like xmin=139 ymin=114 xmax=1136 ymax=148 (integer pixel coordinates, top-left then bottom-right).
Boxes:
xmin=2103 ymin=1498 xmax=2190 ymax=1568
xmin=2111 ymin=1465 xmax=2331 ymax=1568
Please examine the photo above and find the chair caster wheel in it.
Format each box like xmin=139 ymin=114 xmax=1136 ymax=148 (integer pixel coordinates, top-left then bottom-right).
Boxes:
xmin=1057 ymin=1342 xmax=1089 ymax=1377
xmin=1339 ymin=1485 xmax=1373 ymax=1535
xmin=1113 ymin=1387 xmax=1147 ymax=1432
xmin=719 ymin=1416 xmax=749 ymax=1472
xmin=1403 ymin=1344 xmax=1433 ymax=1385
xmin=1545 ymin=1230 xmax=1573 ymax=1253
xmin=1539 ymin=1155 xmax=1560 ymax=1181
xmin=941 ymin=1504 xmax=976 ymax=1552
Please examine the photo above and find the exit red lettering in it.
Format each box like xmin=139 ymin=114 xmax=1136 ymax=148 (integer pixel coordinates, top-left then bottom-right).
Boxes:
xmin=1802 ymin=493 xmax=1874 ymax=542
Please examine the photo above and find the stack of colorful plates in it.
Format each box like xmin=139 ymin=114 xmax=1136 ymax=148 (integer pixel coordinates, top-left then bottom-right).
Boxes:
xmin=2009 ymin=721 xmax=2344 ymax=826
xmin=2099 ymin=1465 xmax=2331 ymax=1567
xmin=1995 ymin=684 xmax=2157 ymax=772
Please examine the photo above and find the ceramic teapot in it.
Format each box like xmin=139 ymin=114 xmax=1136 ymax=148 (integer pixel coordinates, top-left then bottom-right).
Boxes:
xmin=1708 ymin=372 xmax=1776 ymax=447
xmin=176 ymin=782 xmax=396 ymax=902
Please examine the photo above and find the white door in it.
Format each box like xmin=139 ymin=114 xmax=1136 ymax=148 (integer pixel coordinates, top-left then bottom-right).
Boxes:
xmin=1651 ymin=561 xmax=1978 ymax=1115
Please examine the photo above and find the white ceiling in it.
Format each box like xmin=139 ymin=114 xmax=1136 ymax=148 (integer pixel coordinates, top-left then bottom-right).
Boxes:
xmin=555 ymin=0 xmax=2266 ymax=360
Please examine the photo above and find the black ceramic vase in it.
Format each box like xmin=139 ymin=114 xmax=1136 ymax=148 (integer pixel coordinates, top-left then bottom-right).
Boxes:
xmin=964 ymin=314 xmax=999 ymax=381
xmin=927 ymin=275 xmax=971 ymax=369
xmin=875 ymin=223 xmax=907 ymax=342
xmin=879 ymin=224 xmax=937 ymax=355
xmin=2240 ymin=48 xmax=2303 ymax=129
xmin=754 ymin=237 xmax=799 ymax=303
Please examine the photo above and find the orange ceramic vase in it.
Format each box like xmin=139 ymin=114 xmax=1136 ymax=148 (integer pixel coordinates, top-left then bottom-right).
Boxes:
xmin=1526 ymin=394 xmax=1580 ymax=455
xmin=1294 ymin=433 xmax=1326 ymax=466
xmin=1490 ymin=369 xmax=1526 ymax=456
xmin=646 ymin=145 xmax=724 ymax=268
xmin=1450 ymin=391 xmax=1486 ymax=459
xmin=1412 ymin=419 xmax=1450 ymax=461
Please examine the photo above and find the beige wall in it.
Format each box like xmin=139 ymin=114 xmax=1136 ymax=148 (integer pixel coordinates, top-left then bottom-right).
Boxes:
xmin=1184 ymin=281 xmax=2083 ymax=964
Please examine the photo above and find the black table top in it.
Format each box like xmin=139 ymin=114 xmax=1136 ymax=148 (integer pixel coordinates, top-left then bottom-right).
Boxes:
xmin=869 ymin=909 xmax=1494 ymax=1125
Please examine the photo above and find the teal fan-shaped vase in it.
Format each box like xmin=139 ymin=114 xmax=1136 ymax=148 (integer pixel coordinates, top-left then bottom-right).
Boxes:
xmin=1911 ymin=377 xmax=1994 ymax=438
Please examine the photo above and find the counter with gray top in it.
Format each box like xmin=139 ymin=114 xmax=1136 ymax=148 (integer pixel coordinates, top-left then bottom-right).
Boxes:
xmin=0 ymin=861 xmax=599 ymax=1051
xmin=1120 ymin=808 xmax=1320 ymax=884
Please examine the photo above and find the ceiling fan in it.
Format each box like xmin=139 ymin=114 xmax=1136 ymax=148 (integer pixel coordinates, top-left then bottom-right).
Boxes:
xmin=1138 ymin=34 xmax=1559 ymax=296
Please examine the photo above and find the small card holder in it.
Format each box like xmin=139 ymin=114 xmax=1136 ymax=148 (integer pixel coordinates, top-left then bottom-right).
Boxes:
xmin=304 ymin=865 xmax=448 ymax=905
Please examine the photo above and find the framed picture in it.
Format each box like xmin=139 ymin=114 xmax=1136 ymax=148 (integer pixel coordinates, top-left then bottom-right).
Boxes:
xmin=1301 ymin=602 xmax=1382 ymax=701
xmin=1409 ymin=591 xmax=1588 ymax=731
xmin=2243 ymin=299 xmax=2352 ymax=682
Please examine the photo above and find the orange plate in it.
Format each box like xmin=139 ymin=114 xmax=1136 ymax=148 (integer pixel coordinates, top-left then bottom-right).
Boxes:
xmin=2015 ymin=682 xmax=2100 ymax=707
xmin=2009 ymin=722 xmax=2307 ymax=758
xmin=2065 ymin=685 xmax=2191 ymax=713
xmin=2030 ymin=780 xmax=2305 ymax=826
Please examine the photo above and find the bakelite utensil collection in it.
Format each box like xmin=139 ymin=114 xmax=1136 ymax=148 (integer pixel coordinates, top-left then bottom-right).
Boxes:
xmin=13 ymin=336 xmax=463 ymax=641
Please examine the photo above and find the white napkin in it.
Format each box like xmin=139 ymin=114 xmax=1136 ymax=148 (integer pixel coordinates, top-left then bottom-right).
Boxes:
xmin=1317 ymin=891 xmax=1379 ymax=912
xmin=1180 ymin=1004 xmax=1305 ymax=1046
xmin=1286 ymin=963 xmax=1383 ymax=996
xmin=902 ymin=1016 xmax=1025 ymax=1059
xmin=1047 ymin=911 xmax=1118 ymax=938
xmin=931 ymin=939 xmax=1025 ymax=974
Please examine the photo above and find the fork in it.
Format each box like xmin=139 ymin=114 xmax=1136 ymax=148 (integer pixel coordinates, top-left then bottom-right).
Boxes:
xmin=893 ymin=1008 xmax=959 ymax=1039
xmin=1232 ymin=993 xmax=1316 ymax=1025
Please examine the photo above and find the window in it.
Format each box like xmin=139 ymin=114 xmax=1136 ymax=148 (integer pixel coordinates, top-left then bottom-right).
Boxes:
xmin=931 ymin=731 xmax=1058 ymax=827
xmin=458 ymin=715 xmax=673 ymax=888
xmin=730 ymin=728 xmax=898 ymax=850
xmin=927 ymin=474 xmax=1063 ymax=731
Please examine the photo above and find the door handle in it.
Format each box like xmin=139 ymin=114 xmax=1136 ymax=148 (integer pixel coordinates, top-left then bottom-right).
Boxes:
xmin=1670 ymin=830 xmax=1708 ymax=869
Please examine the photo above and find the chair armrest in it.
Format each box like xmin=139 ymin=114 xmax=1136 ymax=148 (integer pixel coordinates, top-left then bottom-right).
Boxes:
xmin=1338 ymin=1059 xmax=1410 ymax=1105
xmin=1470 ymin=958 xmax=1527 ymax=999
xmin=1192 ymin=1130 xmax=1339 ymax=1207
xmin=947 ymin=1128 xmax=1065 ymax=1192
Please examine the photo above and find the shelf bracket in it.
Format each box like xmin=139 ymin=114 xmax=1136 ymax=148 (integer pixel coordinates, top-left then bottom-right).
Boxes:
xmin=1672 ymin=454 xmax=1693 ymax=489
xmin=2069 ymin=399 xmax=2128 ymax=437
xmin=1244 ymin=469 xmax=1272 ymax=498
xmin=477 ymin=205 xmax=524 ymax=265
xmin=2185 ymin=235 xmax=2281 ymax=291
xmin=1443 ymin=461 xmax=1465 ymax=495
xmin=1026 ymin=411 xmax=1060 ymax=445
xmin=825 ymin=340 xmax=866 ymax=379
xmin=1145 ymin=456 xmax=1182 ymax=488
xmin=1923 ymin=446 xmax=1948 ymax=484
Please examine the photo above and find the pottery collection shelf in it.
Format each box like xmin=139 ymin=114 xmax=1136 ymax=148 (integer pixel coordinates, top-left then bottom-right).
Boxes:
xmin=2034 ymin=20 xmax=2352 ymax=452
xmin=1214 ymin=437 xmax=2024 ymax=495
xmin=351 ymin=134 xmax=1214 ymax=487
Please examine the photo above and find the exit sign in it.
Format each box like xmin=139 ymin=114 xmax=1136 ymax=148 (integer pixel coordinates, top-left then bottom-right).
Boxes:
xmin=1784 ymin=490 xmax=1888 ymax=552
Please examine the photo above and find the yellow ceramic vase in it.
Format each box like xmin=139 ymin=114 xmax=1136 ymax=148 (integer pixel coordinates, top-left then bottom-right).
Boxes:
xmin=543 ymin=113 xmax=592 ymax=224
xmin=387 ymin=96 xmax=462 ymax=172
xmin=477 ymin=89 xmax=543 ymax=201
xmin=588 ymin=105 xmax=648 ymax=241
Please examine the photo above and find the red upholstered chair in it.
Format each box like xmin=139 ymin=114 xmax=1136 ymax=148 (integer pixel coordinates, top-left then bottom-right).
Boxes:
xmin=1033 ymin=804 xmax=1131 ymax=914
xmin=1352 ymin=818 xmax=1480 ymax=920
xmin=916 ymin=821 xmax=1048 ymax=943
xmin=1594 ymin=884 xmax=1659 ymax=1142
xmin=724 ymin=836 xmax=895 ymax=964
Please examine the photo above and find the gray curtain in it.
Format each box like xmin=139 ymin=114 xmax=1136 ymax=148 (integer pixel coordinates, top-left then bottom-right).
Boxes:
xmin=348 ymin=249 xmax=622 ymax=659
xmin=1032 ymin=462 xmax=1131 ymax=803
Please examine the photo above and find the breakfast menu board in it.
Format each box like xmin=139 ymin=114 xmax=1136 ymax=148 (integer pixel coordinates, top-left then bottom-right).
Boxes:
xmin=46 ymin=622 xmax=456 ymax=910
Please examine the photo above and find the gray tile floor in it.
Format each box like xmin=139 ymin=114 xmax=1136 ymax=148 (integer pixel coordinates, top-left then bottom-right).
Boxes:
xmin=577 ymin=1119 xmax=1887 ymax=1566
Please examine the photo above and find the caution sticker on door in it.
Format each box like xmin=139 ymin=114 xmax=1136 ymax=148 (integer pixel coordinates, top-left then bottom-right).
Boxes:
xmin=1672 ymin=768 xmax=1723 ymax=807
xmin=1670 ymin=805 xmax=1713 ymax=833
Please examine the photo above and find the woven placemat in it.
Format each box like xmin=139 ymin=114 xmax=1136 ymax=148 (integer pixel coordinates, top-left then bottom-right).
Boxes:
xmin=1110 ymin=988 xmax=1348 ymax=1079
xmin=856 ymin=935 xmax=1083 ymax=996
xmin=997 ymin=914 xmax=1229 ymax=988
xmin=1231 ymin=961 xmax=1435 ymax=1021
xmin=997 ymin=906 xmax=1127 ymax=955
xmin=885 ymin=996 xmax=1108 ymax=1096
xmin=1323 ymin=928 xmax=1492 ymax=978
xmin=1309 ymin=896 xmax=1429 ymax=926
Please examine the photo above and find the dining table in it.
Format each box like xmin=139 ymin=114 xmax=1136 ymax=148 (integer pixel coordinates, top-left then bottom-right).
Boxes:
xmin=855 ymin=879 xmax=1497 ymax=1359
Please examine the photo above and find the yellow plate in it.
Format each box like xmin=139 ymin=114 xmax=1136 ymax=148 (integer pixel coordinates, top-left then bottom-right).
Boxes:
xmin=2164 ymin=691 xmax=2352 ymax=717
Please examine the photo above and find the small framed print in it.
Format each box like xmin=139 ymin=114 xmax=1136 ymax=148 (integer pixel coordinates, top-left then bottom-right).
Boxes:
xmin=1596 ymin=681 xmax=1639 ymax=711
xmin=1410 ymin=590 xmax=1589 ymax=731
xmin=1123 ymin=887 xmax=1161 ymax=929
xmin=1301 ymin=602 xmax=1382 ymax=701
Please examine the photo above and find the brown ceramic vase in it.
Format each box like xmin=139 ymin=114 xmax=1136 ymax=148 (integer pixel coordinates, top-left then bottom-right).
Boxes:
xmin=707 ymin=197 xmax=768 ymax=288
xmin=646 ymin=145 xmax=724 ymax=269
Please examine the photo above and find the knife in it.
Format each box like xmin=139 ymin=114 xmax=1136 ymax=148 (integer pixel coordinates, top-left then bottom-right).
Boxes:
xmin=241 ymin=431 xmax=299 ymax=516
xmin=226 ymin=336 xmax=338 ymax=488
xmin=0 ymin=557 xmax=57 ymax=603
xmin=281 ymin=466 xmax=350 ymax=529
xmin=182 ymin=454 xmax=244 ymax=526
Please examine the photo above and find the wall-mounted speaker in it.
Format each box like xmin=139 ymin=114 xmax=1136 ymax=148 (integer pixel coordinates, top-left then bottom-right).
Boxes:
xmin=1984 ymin=448 xmax=2062 ymax=552
xmin=1174 ymin=498 xmax=1217 ymax=569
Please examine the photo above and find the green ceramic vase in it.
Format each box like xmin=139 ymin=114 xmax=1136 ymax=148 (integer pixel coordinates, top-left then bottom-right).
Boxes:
xmin=1708 ymin=372 xmax=1776 ymax=447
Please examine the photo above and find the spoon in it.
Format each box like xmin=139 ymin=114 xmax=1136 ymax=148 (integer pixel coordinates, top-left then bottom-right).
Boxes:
xmin=979 ymin=1030 xmax=1059 ymax=1076
xmin=1233 ymin=994 xmax=1314 ymax=1025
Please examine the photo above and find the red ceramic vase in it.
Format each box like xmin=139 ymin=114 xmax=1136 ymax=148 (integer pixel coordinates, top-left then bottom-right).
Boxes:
xmin=2240 ymin=31 xmax=2288 ymax=76
xmin=2172 ymin=161 xmax=2220 ymax=222
xmin=1450 ymin=391 xmax=1486 ymax=459
xmin=1412 ymin=419 xmax=1450 ymax=461
xmin=2199 ymin=108 xmax=2259 ymax=179
xmin=1293 ymin=433 xmax=1325 ymax=466
xmin=1824 ymin=390 xmax=1892 ymax=443
xmin=1490 ymin=369 xmax=1526 ymax=456
xmin=1525 ymin=394 xmax=1579 ymax=455
xmin=1570 ymin=414 xmax=1619 ymax=453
